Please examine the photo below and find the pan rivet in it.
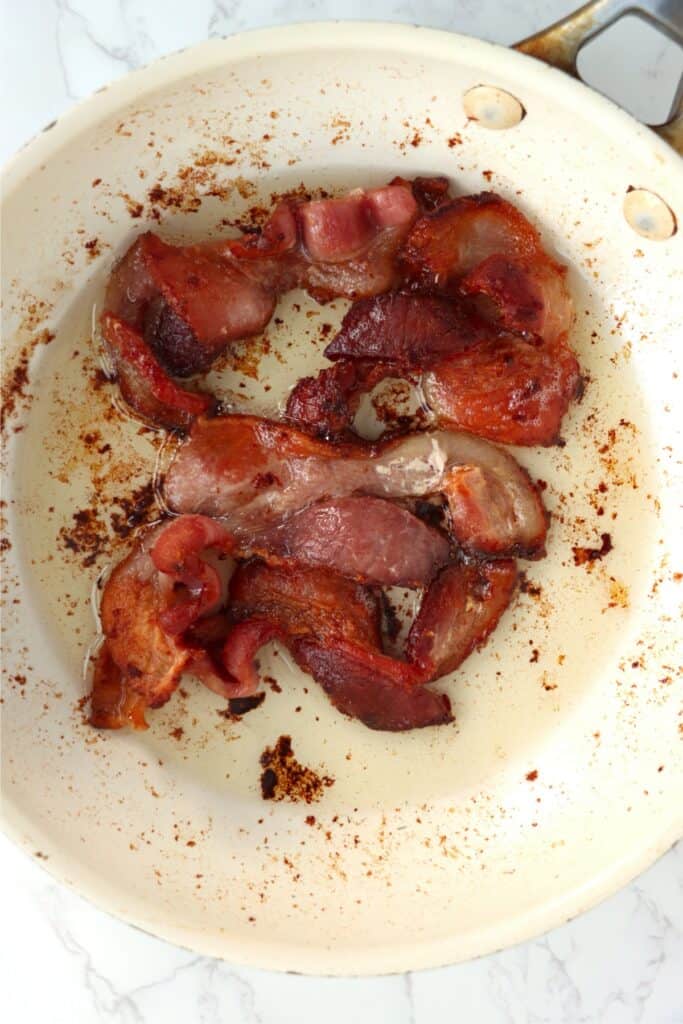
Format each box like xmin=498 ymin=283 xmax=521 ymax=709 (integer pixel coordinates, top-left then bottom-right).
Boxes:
xmin=463 ymin=85 xmax=525 ymax=129
xmin=623 ymin=188 xmax=676 ymax=241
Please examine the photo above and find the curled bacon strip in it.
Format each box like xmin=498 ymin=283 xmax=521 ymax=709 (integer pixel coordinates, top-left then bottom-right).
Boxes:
xmin=399 ymin=191 xmax=573 ymax=339
xmin=225 ymin=555 xmax=517 ymax=730
xmin=89 ymin=528 xmax=192 ymax=729
xmin=104 ymin=233 xmax=276 ymax=376
xmin=407 ymin=559 xmax=517 ymax=676
xmin=227 ymin=560 xmax=452 ymax=731
xmin=89 ymin=517 xmax=236 ymax=729
xmin=100 ymin=313 xmax=213 ymax=431
xmin=287 ymin=191 xmax=580 ymax=445
xmin=89 ymin=508 xmax=518 ymax=731
xmin=150 ymin=514 xmax=234 ymax=634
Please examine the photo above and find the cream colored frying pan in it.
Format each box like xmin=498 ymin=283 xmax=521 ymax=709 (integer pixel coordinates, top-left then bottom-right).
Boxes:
xmin=1 ymin=4 xmax=681 ymax=975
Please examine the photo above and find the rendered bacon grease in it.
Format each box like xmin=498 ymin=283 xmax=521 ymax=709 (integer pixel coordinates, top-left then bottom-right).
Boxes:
xmin=89 ymin=176 xmax=580 ymax=733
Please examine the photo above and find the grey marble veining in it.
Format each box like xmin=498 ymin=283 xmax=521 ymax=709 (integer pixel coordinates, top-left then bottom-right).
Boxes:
xmin=1 ymin=2 xmax=682 ymax=1021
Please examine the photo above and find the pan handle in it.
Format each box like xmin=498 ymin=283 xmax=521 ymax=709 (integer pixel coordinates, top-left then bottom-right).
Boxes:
xmin=514 ymin=0 xmax=683 ymax=154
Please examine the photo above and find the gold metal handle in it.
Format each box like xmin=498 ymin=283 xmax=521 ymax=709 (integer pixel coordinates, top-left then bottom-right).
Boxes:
xmin=514 ymin=0 xmax=683 ymax=155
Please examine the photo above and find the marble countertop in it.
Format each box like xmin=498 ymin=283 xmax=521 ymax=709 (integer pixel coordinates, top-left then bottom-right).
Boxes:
xmin=2 ymin=2 xmax=682 ymax=1021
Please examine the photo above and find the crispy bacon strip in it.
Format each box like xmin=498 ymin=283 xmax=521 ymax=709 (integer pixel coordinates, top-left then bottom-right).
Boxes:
xmin=407 ymin=560 xmax=517 ymax=676
xmin=227 ymin=560 xmax=452 ymax=731
xmin=289 ymin=191 xmax=580 ymax=445
xmin=286 ymin=291 xmax=514 ymax=441
xmin=292 ymin=639 xmax=452 ymax=731
xmin=89 ymin=528 xmax=191 ymax=728
xmin=164 ymin=415 xmax=547 ymax=558
xmin=88 ymin=494 xmax=451 ymax=729
xmin=105 ymin=233 xmax=276 ymax=376
xmin=89 ymin=518 xmax=238 ymax=729
xmin=399 ymin=191 xmax=574 ymax=346
xmin=89 ymin=508 xmax=517 ymax=730
xmin=324 ymin=291 xmax=492 ymax=364
xmin=225 ymin=556 xmax=517 ymax=730
xmin=102 ymin=181 xmax=425 ymax=428
xmin=423 ymin=335 xmax=582 ymax=446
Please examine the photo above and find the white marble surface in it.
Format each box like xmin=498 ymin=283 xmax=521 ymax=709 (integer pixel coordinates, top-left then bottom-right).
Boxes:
xmin=1 ymin=1 xmax=682 ymax=1021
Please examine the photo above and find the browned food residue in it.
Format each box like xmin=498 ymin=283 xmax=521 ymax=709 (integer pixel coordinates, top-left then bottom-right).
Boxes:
xmin=259 ymin=735 xmax=334 ymax=803
xmin=58 ymin=507 xmax=109 ymax=567
xmin=219 ymin=692 xmax=266 ymax=721
xmin=109 ymin=481 xmax=157 ymax=539
xmin=57 ymin=480 xmax=157 ymax=566
xmin=519 ymin=573 xmax=542 ymax=598
xmin=573 ymin=532 xmax=613 ymax=566
xmin=1 ymin=330 xmax=55 ymax=432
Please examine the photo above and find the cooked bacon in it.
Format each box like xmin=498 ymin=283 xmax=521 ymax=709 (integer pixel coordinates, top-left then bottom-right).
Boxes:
xmin=150 ymin=514 xmax=234 ymax=634
xmin=293 ymin=640 xmax=452 ymax=731
xmin=164 ymin=415 xmax=547 ymax=557
xmin=296 ymin=330 xmax=581 ymax=446
xmin=102 ymin=182 xmax=426 ymax=427
xmin=285 ymin=360 xmax=390 ymax=438
xmin=105 ymin=232 xmax=276 ymax=376
xmin=89 ymin=517 xmax=242 ymax=728
xmin=89 ymin=643 xmax=149 ymax=730
xmin=89 ymin=504 xmax=518 ymax=731
xmin=89 ymin=527 xmax=192 ymax=728
xmin=250 ymin=495 xmax=451 ymax=586
xmin=407 ymin=560 xmax=517 ymax=675
xmin=100 ymin=313 xmax=213 ymax=431
xmin=323 ymin=291 xmax=492 ymax=364
xmin=227 ymin=560 xmax=452 ymax=731
xmin=423 ymin=334 xmax=582 ymax=446
xmin=399 ymin=191 xmax=574 ymax=346
xmin=225 ymin=183 xmax=420 ymax=302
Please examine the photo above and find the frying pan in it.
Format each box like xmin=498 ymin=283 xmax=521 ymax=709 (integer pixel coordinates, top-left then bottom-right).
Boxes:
xmin=1 ymin=2 xmax=681 ymax=975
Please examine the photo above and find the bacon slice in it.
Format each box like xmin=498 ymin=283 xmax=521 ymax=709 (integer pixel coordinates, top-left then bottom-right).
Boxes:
xmin=323 ymin=291 xmax=492 ymax=364
xmin=164 ymin=415 xmax=547 ymax=558
xmin=407 ymin=560 xmax=517 ymax=675
xmin=105 ymin=232 xmax=276 ymax=376
xmin=89 ymin=528 xmax=191 ymax=728
xmin=227 ymin=560 xmax=452 ymax=731
xmin=100 ymin=313 xmax=213 ymax=431
xmin=285 ymin=360 xmax=391 ymax=439
xmin=89 ymin=517 xmax=238 ymax=728
xmin=399 ymin=191 xmax=574 ymax=346
xmin=150 ymin=514 xmax=234 ymax=634
xmin=102 ymin=182 xmax=423 ymax=426
xmin=423 ymin=334 xmax=582 ymax=447
xmin=222 ymin=183 xmax=420 ymax=302
xmin=292 ymin=639 xmax=452 ymax=731
xmin=89 ymin=511 xmax=516 ymax=731
xmin=250 ymin=495 xmax=451 ymax=586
